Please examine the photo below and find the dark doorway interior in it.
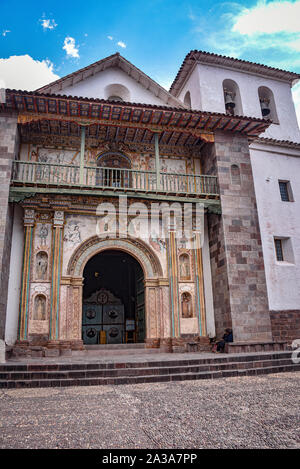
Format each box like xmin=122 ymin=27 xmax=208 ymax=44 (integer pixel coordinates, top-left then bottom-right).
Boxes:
xmin=82 ymin=250 xmax=145 ymax=345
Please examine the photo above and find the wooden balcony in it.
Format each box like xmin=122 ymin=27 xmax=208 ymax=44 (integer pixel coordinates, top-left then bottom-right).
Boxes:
xmin=10 ymin=160 xmax=220 ymax=206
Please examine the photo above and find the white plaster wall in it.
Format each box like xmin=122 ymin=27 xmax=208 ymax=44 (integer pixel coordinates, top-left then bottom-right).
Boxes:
xmin=177 ymin=65 xmax=202 ymax=110
xmin=250 ymin=143 xmax=300 ymax=310
xmin=57 ymin=67 xmax=169 ymax=107
xmin=180 ymin=63 xmax=300 ymax=143
xmin=202 ymin=215 xmax=216 ymax=337
xmin=5 ymin=205 xmax=24 ymax=345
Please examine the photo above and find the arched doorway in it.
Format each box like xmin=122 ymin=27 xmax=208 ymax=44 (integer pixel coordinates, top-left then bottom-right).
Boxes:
xmin=96 ymin=151 xmax=131 ymax=188
xmin=82 ymin=249 xmax=145 ymax=345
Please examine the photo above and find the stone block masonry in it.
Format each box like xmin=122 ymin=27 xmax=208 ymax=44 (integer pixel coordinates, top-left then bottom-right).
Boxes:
xmin=270 ymin=310 xmax=300 ymax=343
xmin=0 ymin=114 xmax=19 ymax=340
xmin=202 ymin=131 xmax=272 ymax=342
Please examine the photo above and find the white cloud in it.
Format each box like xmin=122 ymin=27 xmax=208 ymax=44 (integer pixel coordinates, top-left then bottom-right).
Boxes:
xmin=40 ymin=18 xmax=57 ymax=30
xmin=117 ymin=41 xmax=126 ymax=48
xmin=233 ymin=0 xmax=300 ymax=36
xmin=289 ymin=37 xmax=300 ymax=52
xmin=201 ymin=1 xmax=300 ymax=62
xmin=107 ymin=35 xmax=113 ymax=40
xmin=63 ymin=36 xmax=79 ymax=58
xmin=2 ymin=30 xmax=11 ymax=37
xmin=0 ymin=55 xmax=60 ymax=90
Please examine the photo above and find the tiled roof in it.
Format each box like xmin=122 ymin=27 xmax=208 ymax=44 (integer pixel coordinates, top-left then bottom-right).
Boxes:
xmin=253 ymin=137 xmax=300 ymax=149
xmin=36 ymin=53 xmax=184 ymax=109
xmin=170 ymin=50 xmax=300 ymax=96
xmin=1 ymin=89 xmax=272 ymax=143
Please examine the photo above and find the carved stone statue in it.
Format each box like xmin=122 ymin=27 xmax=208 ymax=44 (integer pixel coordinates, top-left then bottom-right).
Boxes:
xmin=179 ymin=254 xmax=190 ymax=279
xmin=39 ymin=224 xmax=48 ymax=245
xmin=181 ymin=292 xmax=193 ymax=318
xmin=34 ymin=295 xmax=46 ymax=320
xmin=36 ymin=252 xmax=48 ymax=280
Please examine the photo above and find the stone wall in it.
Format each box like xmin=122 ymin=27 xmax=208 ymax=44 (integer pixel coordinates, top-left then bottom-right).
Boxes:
xmin=202 ymin=131 xmax=272 ymax=342
xmin=206 ymin=212 xmax=232 ymax=337
xmin=0 ymin=114 xmax=19 ymax=340
xmin=270 ymin=310 xmax=300 ymax=343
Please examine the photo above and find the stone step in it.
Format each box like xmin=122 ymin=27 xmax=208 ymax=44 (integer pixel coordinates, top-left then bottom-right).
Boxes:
xmin=0 ymin=354 xmax=299 ymax=388
xmin=85 ymin=343 xmax=146 ymax=350
xmin=0 ymin=350 xmax=294 ymax=372
xmin=0 ymin=363 xmax=299 ymax=389
xmin=0 ymin=357 xmax=295 ymax=381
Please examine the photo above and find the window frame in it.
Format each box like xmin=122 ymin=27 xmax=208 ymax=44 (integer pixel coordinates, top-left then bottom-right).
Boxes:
xmin=278 ymin=180 xmax=294 ymax=202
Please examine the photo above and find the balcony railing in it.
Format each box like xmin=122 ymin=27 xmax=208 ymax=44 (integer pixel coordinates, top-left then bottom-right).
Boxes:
xmin=11 ymin=161 xmax=219 ymax=198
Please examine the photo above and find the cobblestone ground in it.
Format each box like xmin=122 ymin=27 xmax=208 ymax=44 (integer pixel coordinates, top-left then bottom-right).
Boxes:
xmin=0 ymin=372 xmax=299 ymax=449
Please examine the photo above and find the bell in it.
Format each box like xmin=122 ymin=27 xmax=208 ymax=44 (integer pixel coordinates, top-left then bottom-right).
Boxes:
xmin=260 ymin=99 xmax=270 ymax=117
xmin=224 ymin=90 xmax=235 ymax=109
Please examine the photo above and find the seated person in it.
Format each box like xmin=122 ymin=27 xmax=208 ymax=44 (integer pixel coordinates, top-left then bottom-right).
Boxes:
xmin=215 ymin=328 xmax=233 ymax=353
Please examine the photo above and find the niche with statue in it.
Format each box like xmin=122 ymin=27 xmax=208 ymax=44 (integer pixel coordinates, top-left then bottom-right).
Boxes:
xmin=181 ymin=292 xmax=193 ymax=318
xmin=33 ymin=294 xmax=47 ymax=321
xmin=35 ymin=251 xmax=48 ymax=281
xmin=179 ymin=254 xmax=191 ymax=280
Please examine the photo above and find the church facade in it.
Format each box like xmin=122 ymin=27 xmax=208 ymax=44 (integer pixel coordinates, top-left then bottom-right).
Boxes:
xmin=1 ymin=51 xmax=299 ymax=356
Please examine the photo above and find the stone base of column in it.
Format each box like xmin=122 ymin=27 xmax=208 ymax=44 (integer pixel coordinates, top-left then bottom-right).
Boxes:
xmin=47 ymin=340 xmax=60 ymax=349
xmin=10 ymin=338 xmax=85 ymax=358
xmin=160 ymin=338 xmax=173 ymax=353
xmin=69 ymin=339 xmax=85 ymax=351
xmin=28 ymin=334 xmax=49 ymax=347
xmin=144 ymin=338 xmax=160 ymax=349
xmin=171 ymin=335 xmax=211 ymax=353
xmin=0 ymin=339 xmax=5 ymax=363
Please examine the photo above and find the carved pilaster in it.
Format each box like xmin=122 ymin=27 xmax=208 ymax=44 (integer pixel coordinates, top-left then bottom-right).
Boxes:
xmin=193 ymin=230 xmax=207 ymax=337
xmin=18 ymin=209 xmax=35 ymax=341
xmin=49 ymin=211 xmax=64 ymax=340
xmin=167 ymin=226 xmax=180 ymax=338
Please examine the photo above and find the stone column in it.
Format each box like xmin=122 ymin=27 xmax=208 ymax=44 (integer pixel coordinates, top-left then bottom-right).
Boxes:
xmin=193 ymin=230 xmax=207 ymax=337
xmin=167 ymin=226 xmax=180 ymax=340
xmin=49 ymin=211 xmax=64 ymax=343
xmin=203 ymin=131 xmax=272 ymax=342
xmin=17 ymin=209 xmax=35 ymax=342
xmin=154 ymin=132 xmax=161 ymax=190
xmin=0 ymin=114 xmax=19 ymax=342
xmin=144 ymin=280 xmax=160 ymax=348
xmin=79 ymin=125 xmax=86 ymax=185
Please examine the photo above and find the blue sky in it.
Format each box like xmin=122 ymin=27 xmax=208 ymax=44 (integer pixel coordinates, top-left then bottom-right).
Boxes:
xmin=0 ymin=0 xmax=300 ymax=121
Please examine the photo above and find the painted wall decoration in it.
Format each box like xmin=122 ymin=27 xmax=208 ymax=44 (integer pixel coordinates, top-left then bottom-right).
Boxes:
xmin=149 ymin=232 xmax=166 ymax=252
xmin=64 ymin=223 xmax=82 ymax=244
xmin=38 ymin=148 xmax=79 ymax=165
xmin=38 ymin=224 xmax=49 ymax=246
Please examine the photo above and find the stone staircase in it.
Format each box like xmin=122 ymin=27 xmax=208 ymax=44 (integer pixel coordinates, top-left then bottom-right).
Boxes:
xmin=0 ymin=351 xmax=299 ymax=389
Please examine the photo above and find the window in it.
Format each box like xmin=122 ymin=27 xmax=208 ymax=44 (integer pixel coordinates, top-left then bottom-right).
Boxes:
xmin=222 ymin=79 xmax=243 ymax=116
xmin=274 ymin=239 xmax=284 ymax=261
xmin=96 ymin=152 xmax=131 ymax=188
xmin=274 ymin=237 xmax=295 ymax=263
xmin=184 ymin=91 xmax=191 ymax=109
xmin=279 ymin=181 xmax=293 ymax=202
xmin=258 ymin=86 xmax=279 ymax=123
xmin=108 ymin=95 xmax=123 ymax=102
xmin=104 ymin=83 xmax=130 ymax=102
